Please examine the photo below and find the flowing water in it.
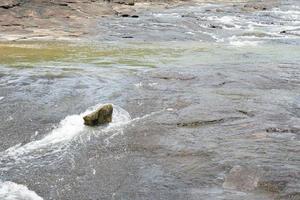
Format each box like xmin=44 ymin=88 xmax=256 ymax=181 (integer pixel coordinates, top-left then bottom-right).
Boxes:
xmin=0 ymin=1 xmax=300 ymax=199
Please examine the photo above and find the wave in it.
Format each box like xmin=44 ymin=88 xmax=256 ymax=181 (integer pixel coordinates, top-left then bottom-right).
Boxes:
xmin=0 ymin=104 xmax=131 ymax=167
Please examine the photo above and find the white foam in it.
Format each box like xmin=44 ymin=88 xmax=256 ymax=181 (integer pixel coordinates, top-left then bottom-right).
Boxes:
xmin=4 ymin=113 xmax=85 ymax=158
xmin=228 ymin=36 xmax=261 ymax=47
xmin=2 ymin=104 xmax=131 ymax=159
xmin=148 ymin=82 xmax=158 ymax=87
xmin=0 ymin=181 xmax=43 ymax=200
xmin=219 ymin=16 xmax=234 ymax=24
xmin=270 ymin=8 xmax=300 ymax=20
xmin=153 ymin=13 xmax=181 ymax=18
xmin=206 ymin=15 xmax=242 ymax=29
xmin=229 ymin=40 xmax=260 ymax=47
xmin=134 ymin=82 xmax=142 ymax=88
xmin=0 ymin=97 xmax=4 ymax=101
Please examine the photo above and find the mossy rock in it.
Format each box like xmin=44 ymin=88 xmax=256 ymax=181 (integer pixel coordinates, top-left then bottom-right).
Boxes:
xmin=83 ymin=104 xmax=113 ymax=126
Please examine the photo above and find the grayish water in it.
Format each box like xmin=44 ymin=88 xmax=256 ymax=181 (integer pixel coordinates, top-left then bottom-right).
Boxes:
xmin=0 ymin=1 xmax=300 ymax=199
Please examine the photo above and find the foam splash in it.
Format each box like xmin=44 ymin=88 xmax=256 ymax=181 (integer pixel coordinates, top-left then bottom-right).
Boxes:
xmin=0 ymin=181 xmax=43 ymax=200
xmin=229 ymin=40 xmax=260 ymax=47
xmin=207 ymin=15 xmax=241 ymax=29
xmin=103 ymin=108 xmax=168 ymax=145
xmin=270 ymin=8 xmax=300 ymax=21
xmin=2 ymin=104 xmax=131 ymax=160
xmin=228 ymin=36 xmax=261 ymax=47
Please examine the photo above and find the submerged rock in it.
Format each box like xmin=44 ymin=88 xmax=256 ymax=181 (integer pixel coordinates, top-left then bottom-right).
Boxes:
xmin=223 ymin=165 xmax=260 ymax=191
xmin=83 ymin=104 xmax=113 ymax=126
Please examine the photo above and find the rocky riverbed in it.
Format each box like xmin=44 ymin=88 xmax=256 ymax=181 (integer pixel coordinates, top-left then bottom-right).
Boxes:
xmin=0 ymin=0 xmax=300 ymax=200
xmin=0 ymin=0 xmax=183 ymax=41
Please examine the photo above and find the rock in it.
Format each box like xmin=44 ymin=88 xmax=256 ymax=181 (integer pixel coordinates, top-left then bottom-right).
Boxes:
xmin=114 ymin=6 xmax=136 ymax=18
xmin=83 ymin=104 xmax=113 ymax=126
xmin=121 ymin=14 xmax=130 ymax=17
xmin=223 ymin=165 xmax=260 ymax=191
xmin=209 ymin=24 xmax=222 ymax=29
xmin=119 ymin=14 xmax=139 ymax=18
xmin=122 ymin=36 xmax=134 ymax=38
xmin=0 ymin=0 xmax=20 ymax=9
xmin=258 ymin=179 xmax=287 ymax=193
xmin=113 ymin=0 xmax=134 ymax=6
xmin=265 ymin=127 xmax=300 ymax=133
xmin=242 ymin=3 xmax=268 ymax=12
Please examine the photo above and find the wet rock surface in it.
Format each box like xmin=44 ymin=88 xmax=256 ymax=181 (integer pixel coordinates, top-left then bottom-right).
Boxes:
xmin=0 ymin=0 xmax=286 ymax=42
xmin=83 ymin=104 xmax=113 ymax=126
xmin=223 ymin=165 xmax=261 ymax=191
xmin=0 ymin=0 xmax=20 ymax=9
xmin=0 ymin=0 xmax=113 ymax=41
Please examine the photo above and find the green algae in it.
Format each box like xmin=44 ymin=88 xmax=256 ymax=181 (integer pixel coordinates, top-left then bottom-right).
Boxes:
xmin=0 ymin=41 xmax=299 ymax=70
xmin=0 ymin=41 xmax=180 ymax=68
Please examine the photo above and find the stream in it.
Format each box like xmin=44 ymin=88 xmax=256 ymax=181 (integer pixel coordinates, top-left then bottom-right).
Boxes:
xmin=0 ymin=1 xmax=300 ymax=199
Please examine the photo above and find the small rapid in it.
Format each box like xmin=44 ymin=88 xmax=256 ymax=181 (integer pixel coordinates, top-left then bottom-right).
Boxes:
xmin=97 ymin=1 xmax=300 ymax=45
xmin=0 ymin=104 xmax=131 ymax=170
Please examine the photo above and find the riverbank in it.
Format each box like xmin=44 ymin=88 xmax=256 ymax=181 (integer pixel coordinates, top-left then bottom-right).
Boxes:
xmin=0 ymin=0 xmax=183 ymax=41
xmin=0 ymin=0 xmax=280 ymax=41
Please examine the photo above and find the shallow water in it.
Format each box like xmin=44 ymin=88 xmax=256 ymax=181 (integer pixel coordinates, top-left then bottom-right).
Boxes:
xmin=0 ymin=1 xmax=300 ymax=200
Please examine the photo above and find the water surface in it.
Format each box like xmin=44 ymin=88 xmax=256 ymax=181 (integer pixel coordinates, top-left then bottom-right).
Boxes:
xmin=0 ymin=1 xmax=300 ymax=200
